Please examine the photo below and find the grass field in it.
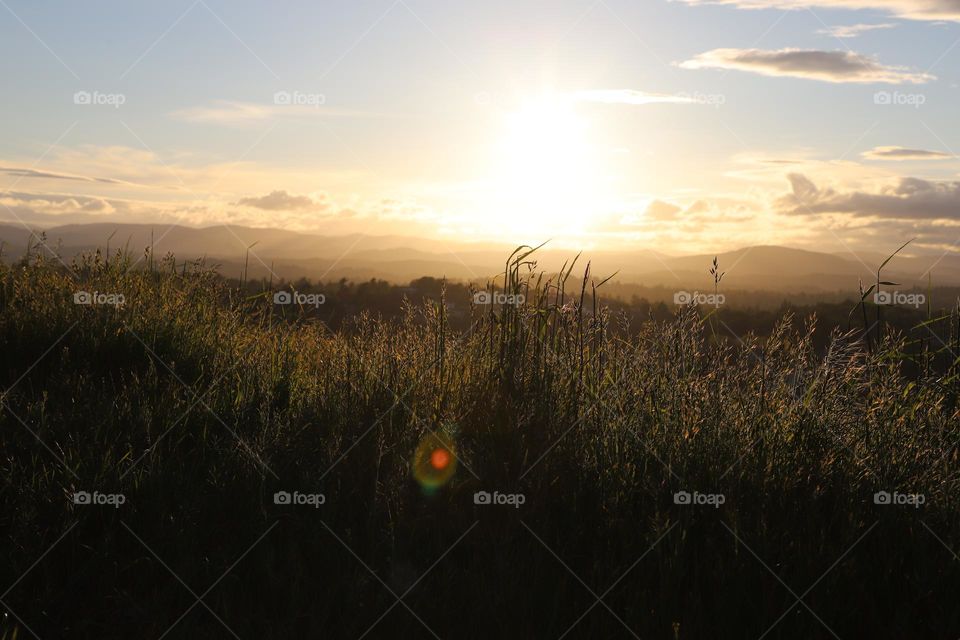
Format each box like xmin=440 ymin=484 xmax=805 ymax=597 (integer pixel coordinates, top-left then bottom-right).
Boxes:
xmin=2 ymin=248 xmax=959 ymax=639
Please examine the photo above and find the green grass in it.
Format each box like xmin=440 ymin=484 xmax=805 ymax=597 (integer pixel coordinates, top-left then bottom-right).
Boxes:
xmin=1 ymin=248 xmax=959 ymax=638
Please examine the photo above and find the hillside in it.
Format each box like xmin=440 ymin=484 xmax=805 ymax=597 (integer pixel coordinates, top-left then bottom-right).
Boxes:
xmin=2 ymin=222 xmax=958 ymax=291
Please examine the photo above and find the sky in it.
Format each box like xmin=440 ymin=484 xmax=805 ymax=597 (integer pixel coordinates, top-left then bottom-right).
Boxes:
xmin=1 ymin=0 xmax=959 ymax=256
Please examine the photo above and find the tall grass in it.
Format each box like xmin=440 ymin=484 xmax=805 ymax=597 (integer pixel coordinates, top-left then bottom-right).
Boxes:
xmin=1 ymin=247 xmax=958 ymax=638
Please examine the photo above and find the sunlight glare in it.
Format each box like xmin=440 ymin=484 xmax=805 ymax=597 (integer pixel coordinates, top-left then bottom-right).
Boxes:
xmin=481 ymin=95 xmax=607 ymax=238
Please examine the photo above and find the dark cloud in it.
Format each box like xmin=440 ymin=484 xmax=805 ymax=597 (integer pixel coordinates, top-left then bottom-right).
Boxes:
xmin=680 ymin=48 xmax=933 ymax=84
xmin=778 ymin=173 xmax=960 ymax=219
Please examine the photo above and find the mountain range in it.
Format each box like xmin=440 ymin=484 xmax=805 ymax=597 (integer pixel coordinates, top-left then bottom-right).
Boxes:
xmin=1 ymin=222 xmax=955 ymax=292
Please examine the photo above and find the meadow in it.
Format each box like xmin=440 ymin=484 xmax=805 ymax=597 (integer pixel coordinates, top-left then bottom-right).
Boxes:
xmin=1 ymin=246 xmax=959 ymax=639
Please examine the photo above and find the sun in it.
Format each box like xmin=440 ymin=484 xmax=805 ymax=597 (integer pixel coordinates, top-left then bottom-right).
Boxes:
xmin=479 ymin=94 xmax=607 ymax=238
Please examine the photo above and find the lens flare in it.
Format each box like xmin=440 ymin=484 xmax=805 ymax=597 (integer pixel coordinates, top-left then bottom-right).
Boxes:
xmin=430 ymin=448 xmax=451 ymax=470
xmin=413 ymin=432 xmax=457 ymax=490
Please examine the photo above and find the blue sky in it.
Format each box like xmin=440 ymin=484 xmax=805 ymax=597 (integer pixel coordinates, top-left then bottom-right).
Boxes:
xmin=1 ymin=0 xmax=959 ymax=254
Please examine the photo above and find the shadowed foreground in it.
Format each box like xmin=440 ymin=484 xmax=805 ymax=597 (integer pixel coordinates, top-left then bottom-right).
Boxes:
xmin=1 ymin=251 xmax=959 ymax=639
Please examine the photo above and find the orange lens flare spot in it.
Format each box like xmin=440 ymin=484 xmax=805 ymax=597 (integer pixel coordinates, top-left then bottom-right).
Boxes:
xmin=413 ymin=432 xmax=458 ymax=490
xmin=430 ymin=448 xmax=451 ymax=470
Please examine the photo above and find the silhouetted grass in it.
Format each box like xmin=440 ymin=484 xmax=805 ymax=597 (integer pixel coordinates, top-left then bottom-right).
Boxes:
xmin=1 ymin=247 xmax=958 ymax=639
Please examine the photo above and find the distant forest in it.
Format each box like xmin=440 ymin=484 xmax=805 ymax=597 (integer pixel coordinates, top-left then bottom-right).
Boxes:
xmin=233 ymin=273 xmax=957 ymax=355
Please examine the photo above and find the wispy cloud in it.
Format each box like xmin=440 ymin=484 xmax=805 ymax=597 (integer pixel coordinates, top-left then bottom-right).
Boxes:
xmin=817 ymin=23 xmax=897 ymax=38
xmin=676 ymin=0 xmax=960 ymax=22
xmin=170 ymin=100 xmax=372 ymax=126
xmin=0 ymin=166 xmax=139 ymax=186
xmin=862 ymin=146 xmax=952 ymax=160
xmin=679 ymin=48 xmax=934 ymax=84
xmin=171 ymin=101 xmax=277 ymax=125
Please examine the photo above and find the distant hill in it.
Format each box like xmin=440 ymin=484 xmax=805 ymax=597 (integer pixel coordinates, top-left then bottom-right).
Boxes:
xmin=1 ymin=222 xmax=957 ymax=292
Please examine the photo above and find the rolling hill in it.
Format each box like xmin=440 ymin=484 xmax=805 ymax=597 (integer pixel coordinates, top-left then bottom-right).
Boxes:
xmin=1 ymin=222 xmax=956 ymax=292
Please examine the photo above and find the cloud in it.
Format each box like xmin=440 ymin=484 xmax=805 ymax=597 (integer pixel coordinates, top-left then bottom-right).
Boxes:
xmin=759 ymin=159 xmax=806 ymax=165
xmin=170 ymin=100 xmax=375 ymax=126
xmin=0 ymin=191 xmax=156 ymax=227
xmin=644 ymin=199 xmax=684 ymax=220
xmin=862 ymin=146 xmax=952 ymax=160
xmin=0 ymin=188 xmax=377 ymax=231
xmin=674 ymin=0 xmax=960 ymax=22
xmin=171 ymin=101 xmax=276 ymax=125
xmin=817 ymin=23 xmax=897 ymax=38
xmin=0 ymin=145 xmax=366 ymax=205
xmin=778 ymin=173 xmax=960 ymax=219
xmin=233 ymin=190 xmax=326 ymax=211
xmin=0 ymin=191 xmax=117 ymax=214
xmin=572 ymin=90 xmax=698 ymax=105
xmin=0 ymin=144 xmax=436 ymax=236
xmin=680 ymin=198 xmax=755 ymax=221
xmin=679 ymin=48 xmax=934 ymax=83
xmin=610 ymin=196 xmax=757 ymax=230
xmin=0 ymin=166 xmax=138 ymax=186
